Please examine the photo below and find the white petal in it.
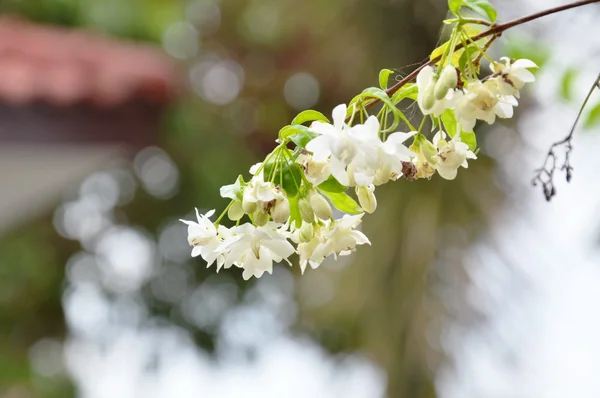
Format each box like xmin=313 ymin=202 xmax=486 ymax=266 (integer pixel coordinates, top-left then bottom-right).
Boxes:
xmin=416 ymin=66 xmax=434 ymax=89
xmin=512 ymin=59 xmax=538 ymax=69
xmin=191 ymin=246 xmax=202 ymax=257
xmin=512 ymin=68 xmax=536 ymax=83
xmin=332 ymin=104 xmax=347 ymax=129
xmin=306 ymin=135 xmax=332 ymax=161
xmin=329 ymin=156 xmax=350 ymax=186
xmin=437 ymin=166 xmax=458 ymax=180
xmin=262 ymin=239 xmax=295 ymax=259
xmin=495 ymin=102 xmax=514 ymax=119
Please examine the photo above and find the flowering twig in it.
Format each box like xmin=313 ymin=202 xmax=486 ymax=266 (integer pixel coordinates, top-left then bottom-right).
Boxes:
xmin=354 ymin=0 xmax=600 ymax=117
xmin=532 ymin=73 xmax=600 ymax=201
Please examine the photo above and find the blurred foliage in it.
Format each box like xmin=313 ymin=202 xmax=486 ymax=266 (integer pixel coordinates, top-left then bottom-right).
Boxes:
xmin=0 ymin=0 xmax=508 ymax=397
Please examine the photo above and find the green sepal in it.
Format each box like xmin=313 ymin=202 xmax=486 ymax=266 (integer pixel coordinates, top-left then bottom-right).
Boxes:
xmin=219 ymin=175 xmax=245 ymax=200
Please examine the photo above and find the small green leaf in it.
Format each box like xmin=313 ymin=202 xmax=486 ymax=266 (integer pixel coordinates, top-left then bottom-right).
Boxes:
xmin=320 ymin=191 xmax=363 ymax=215
xmin=448 ymin=0 xmax=463 ymax=14
xmin=291 ymin=110 xmax=329 ymax=126
xmin=350 ymin=87 xmax=414 ymax=130
xmin=560 ymin=68 xmax=578 ymax=102
xmin=448 ymin=0 xmax=497 ymax=22
xmin=584 ymin=102 xmax=600 ymax=129
xmin=440 ymin=109 xmax=459 ymax=138
xmin=391 ymin=83 xmax=418 ymax=102
xmin=264 ymin=152 xmax=303 ymax=197
xmin=379 ymin=69 xmax=394 ymax=90
xmin=460 ymin=131 xmax=477 ymax=151
xmin=317 ymin=175 xmax=347 ymax=193
xmin=220 ymin=175 xmax=245 ymax=200
xmin=279 ymin=125 xmax=317 ymax=148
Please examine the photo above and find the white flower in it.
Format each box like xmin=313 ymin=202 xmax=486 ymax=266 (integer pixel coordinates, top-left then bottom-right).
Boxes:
xmin=453 ymin=80 xmax=517 ymax=132
xmin=180 ymin=209 xmax=230 ymax=270
xmin=306 ymin=104 xmax=380 ymax=186
xmin=374 ymin=131 xmax=416 ymax=185
xmin=296 ymin=152 xmax=330 ymax=186
xmin=218 ymin=223 xmax=296 ymax=280
xmin=242 ymin=172 xmax=290 ymax=224
xmin=311 ymin=214 xmax=371 ymax=264
xmin=432 ymin=131 xmax=477 ymax=180
xmin=417 ymin=66 xmax=455 ymax=117
xmin=490 ymin=57 xmax=537 ymax=98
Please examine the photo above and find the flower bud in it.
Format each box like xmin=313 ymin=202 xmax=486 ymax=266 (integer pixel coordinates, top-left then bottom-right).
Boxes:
xmin=270 ymin=198 xmax=290 ymax=223
xmin=253 ymin=210 xmax=269 ymax=226
xmin=421 ymin=81 xmax=437 ymax=110
xmin=440 ymin=65 xmax=458 ymax=89
xmin=299 ymin=198 xmax=315 ymax=223
xmin=434 ymin=66 xmax=458 ymax=100
xmin=299 ymin=222 xmax=314 ymax=243
xmin=309 ymin=191 xmax=332 ymax=221
xmin=227 ymin=201 xmax=244 ymax=221
xmin=356 ymin=185 xmax=377 ymax=214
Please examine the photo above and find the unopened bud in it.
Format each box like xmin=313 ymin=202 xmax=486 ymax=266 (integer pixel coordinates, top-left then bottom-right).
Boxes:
xmin=440 ymin=66 xmax=458 ymax=89
xmin=227 ymin=201 xmax=244 ymax=221
xmin=299 ymin=198 xmax=315 ymax=223
xmin=299 ymin=222 xmax=314 ymax=243
xmin=254 ymin=211 xmax=269 ymax=226
xmin=309 ymin=191 xmax=332 ymax=221
xmin=356 ymin=185 xmax=377 ymax=214
xmin=421 ymin=82 xmax=437 ymax=110
xmin=270 ymin=198 xmax=290 ymax=223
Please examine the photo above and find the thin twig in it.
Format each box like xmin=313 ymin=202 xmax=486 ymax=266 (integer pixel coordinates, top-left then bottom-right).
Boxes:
xmin=348 ymin=0 xmax=600 ymax=121
xmin=531 ymin=73 xmax=600 ymax=201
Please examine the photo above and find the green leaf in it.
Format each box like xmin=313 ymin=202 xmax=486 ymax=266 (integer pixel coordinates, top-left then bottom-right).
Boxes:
xmin=450 ymin=0 xmax=497 ymax=22
xmin=320 ymin=191 xmax=363 ymax=215
xmin=379 ymin=69 xmax=394 ymax=90
xmin=584 ymin=103 xmax=600 ymax=129
xmin=279 ymin=125 xmax=317 ymax=148
xmin=448 ymin=0 xmax=463 ymax=14
xmin=317 ymin=175 xmax=347 ymax=193
xmin=291 ymin=110 xmax=330 ymax=126
xmin=391 ymin=83 xmax=418 ymax=102
xmin=288 ymin=195 xmax=302 ymax=228
xmin=460 ymin=131 xmax=477 ymax=151
xmin=219 ymin=175 xmax=245 ymax=200
xmin=559 ymin=68 xmax=578 ymax=102
xmin=264 ymin=152 xmax=303 ymax=197
xmin=440 ymin=109 xmax=459 ymax=138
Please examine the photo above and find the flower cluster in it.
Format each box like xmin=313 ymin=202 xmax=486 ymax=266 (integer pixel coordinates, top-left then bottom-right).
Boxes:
xmin=181 ymin=3 xmax=538 ymax=279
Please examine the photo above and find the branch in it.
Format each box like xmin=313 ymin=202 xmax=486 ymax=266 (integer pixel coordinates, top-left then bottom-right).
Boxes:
xmin=531 ymin=73 xmax=600 ymax=201
xmin=352 ymin=0 xmax=600 ymax=118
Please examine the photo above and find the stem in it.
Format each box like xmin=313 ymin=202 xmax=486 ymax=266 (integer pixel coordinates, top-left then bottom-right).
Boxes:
xmin=352 ymin=0 xmax=600 ymax=118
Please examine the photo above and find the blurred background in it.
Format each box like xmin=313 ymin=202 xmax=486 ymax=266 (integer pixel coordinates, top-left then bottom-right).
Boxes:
xmin=0 ymin=0 xmax=599 ymax=397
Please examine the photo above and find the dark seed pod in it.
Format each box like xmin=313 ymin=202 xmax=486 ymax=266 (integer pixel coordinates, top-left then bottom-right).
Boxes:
xmin=566 ymin=168 xmax=572 ymax=182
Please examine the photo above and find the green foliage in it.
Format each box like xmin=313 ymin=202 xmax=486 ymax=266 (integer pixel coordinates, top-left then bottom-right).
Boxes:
xmin=448 ymin=0 xmax=497 ymax=22
xmin=264 ymin=151 xmax=303 ymax=197
xmin=440 ymin=109 xmax=477 ymax=151
xmin=559 ymin=68 xmax=578 ymax=102
xmin=350 ymin=87 xmax=414 ymax=130
xmin=379 ymin=69 xmax=395 ymax=90
xmin=320 ymin=191 xmax=363 ymax=214
xmin=318 ymin=175 xmax=347 ymax=193
xmin=291 ymin=110 xmax=330 ymax=125
xmin=279 ymin=125 xmax=317 ymax=148
xmin=584 ymin=103 xmax=600 ymax=129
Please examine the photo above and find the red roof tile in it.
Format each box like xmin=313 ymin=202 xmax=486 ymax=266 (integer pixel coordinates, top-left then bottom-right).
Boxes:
xmin=0 ymin=17 xmax=180 ymax=107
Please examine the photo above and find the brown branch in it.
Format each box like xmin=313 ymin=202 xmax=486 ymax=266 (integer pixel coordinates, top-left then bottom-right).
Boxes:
xmin=350 ymin=0 xmax=600 ymax=119
xmin=531 ymin=73 xmax=600 ymax=201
